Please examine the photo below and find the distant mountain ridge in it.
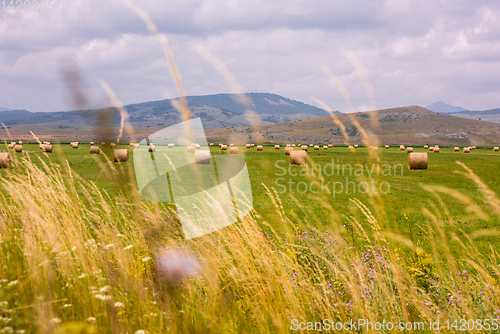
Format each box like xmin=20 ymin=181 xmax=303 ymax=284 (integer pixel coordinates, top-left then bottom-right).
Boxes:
xmin=0 ymin=93 xmax=333 ymax=129
xmin=426 ymin=101 xmax=466 ymax=113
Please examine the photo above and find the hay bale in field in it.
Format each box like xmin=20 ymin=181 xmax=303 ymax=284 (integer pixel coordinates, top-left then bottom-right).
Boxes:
xmin=301 ymin=145 xmax=308 ymax=151
xmin=134 ymin=144 xmax=140 ymax=148
xmin=90 ymin=142 xmax=95 ymax=145
xmin=408 ymin=152 xmax=428 ymax=170
xmin=348 ymin=145 xmax=354 ymax=150
xmin=463 ymin=147 xmax=470 ymax=153
xmin=385 ymin=145 xmax=389 ymax=149
xmin=43 ymin=145 xmax=53 ymax=153
xmin=18 ymin=140 xmax=22 ymax=144
xmin=309 ymin=144 xmax=313 ymax=147
xmin=230 ymin=144 xmax=234 ymax=147
xmin=354 ymin=144 xmax=358 ymax=148
xmin=219 ymin=144 xmax=223 ymax=147
xmin=429 ymin=147 xmax=434 ymax=152
xmin=114 ymin=149 xmax=129 ymax=162
xmin=39 ymin=144 xmax=44 ymax=149
xmin=371 ymin=146 xmax=379 ymax=152
xmin=24 ymin=141 xmax=28 ymax=144
xmin=290 ymin=150 xmax=307 ymax=165
xmin=275 ymin=145 xmax=280 ymax=150
xmin=187 ymin=145 xmax=195 ymax=153
xmin=314 ymin=145 xmax=319 ymax=150
xmin=251 ymin=144 xmax=255 ymax=147
xmin=0 ymin=153 xmax=12 ymax=168
xmin=194 ymin=150 xmax=211 ymax=164
xmin=230 ymin=147 xmax=239 ymax=154
xmin=472 ymin=146 xmax=476 ymax=150
xmin=328 ymin=144 xmax=332 ymax=148
xmin=101 ymin=142 xmax=106 ymax=146
xmin=433 ymin=147 xmax=440 ymax=153
xmin=7 ymin=144 xmax=13 ymax=149
xmin=148 ymin=145 xmax=156 ymax=152
xmin=286 ymin=144 xmax=291 ymax=147
xmin=256 ymin=145 xmax=263 ymax=151
xmin=221 ymin=145 xmax=228 ymax=151
xmin=454 ymin=147 xmax=459 ymax=152
xmin=195 ymin=144 xmax=201 ymax=149
xmin=424 ymin=145 xmax=428 ymax=149
xmin=209 ymin=143 xmax=214 ymax=147
xmin=90 ymin=146 xmax=99 ymax=154
xmin=494 ymin=147 xmax=499 ymax=151
xmin=129 ymin=143 xmax=134 ymax=147
xmin=246 ymin=144 xmax=251 ymax=148
xmin=168 ymin=144 xmax=174 ymax=148
xmin=71 ymin=143 xmax=79 ymax=149
xmin=284 ymin=147 xmax=293 ymax=155
xmin=399 ymin=145 xmax=405 ymax=150
xmin=14 ymin=145 xmax=22 ymax=153
xmin=406 ymin=147 xmax=413 ymax=153
xmin=291 ymin=144 xmax=295 ymax=147
xmin=323 ymin=145 xmax=328 ymax=150
xmin=110 ymin=143 xmax=115 ymax=148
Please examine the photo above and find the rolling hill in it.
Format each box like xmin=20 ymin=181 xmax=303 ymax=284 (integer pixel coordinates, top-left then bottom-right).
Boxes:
xmin=206 ymin=105 xmax=500 ymax=146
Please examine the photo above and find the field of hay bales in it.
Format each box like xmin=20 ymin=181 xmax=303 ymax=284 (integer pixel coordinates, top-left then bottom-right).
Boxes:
xmin=0 ymin=142 xmax=499 ymax=333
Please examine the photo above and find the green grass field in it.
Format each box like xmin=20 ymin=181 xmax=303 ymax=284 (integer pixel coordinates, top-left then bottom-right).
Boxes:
xmin=1 ymin=142 xmax=500 ymax=333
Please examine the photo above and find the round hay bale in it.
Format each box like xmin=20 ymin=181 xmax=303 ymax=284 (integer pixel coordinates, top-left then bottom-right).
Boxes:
xmin=399 ymin=145 xmax=405 ymax=150
xmin=101 ymin=142 xmax=106 ymax=146
xmin=275 ymin=145 xmax=280 ymax=150
xmin=43 ymin=145 xmax=53 ymax=153
xmin=230 ymin=144 xmax=234 ymax=147
xmin=187 ymin=145 xmax=195 ymax=153
xmin=454 ymin=147 xmax=459 ymax=152
xmin=195 ymin=144 xmax=201 ymax=149
xmin=168 ymin=144 xmax=174 ymax=148
xmin=348 ymin=145 xmax=354 ymax=150
xmin=209 ymin=143 xmax=214 ymax=147
xmin=18 ymin=140 xmax=22 ymax=144
xmin=494 ymin=147 xmax=499 ymax=151
xmin=230 ymin=147 xmax=239 ymax=154
xmin=290 ymin=150 xmax=307 ymax=165
xmin=284 ymin=147 xmax=293 ymax=155
xmin=309 ymin=144 xmax=313 ymax=147
xmin=433 ymin=147 xmax=440 ymax=153
xmin=424 ymin=145 xmax=429 ymax=149
xmin=72 ymin=143 xmax=79 ymax=149
xmin=129 ymin=143 xmax=134 ymax=147
xmin=251 ymin=144 xmax=255 ymax=147
xmin=406 ymin=147 xmax=413 ymax=153
xmin=148 ymin=145 xmax=156 ymax=152
xmin=429 ymin=147 xmax=434 ymax=152
xmin=472 ymin=146 xmax=476 ymax=150
xmin=328 ymin=144 xmax=333 ymax=148
xmin=7 ymin=144 xmax=13 ymax=149
xmin=408 ymin=152 xmax=428 ymax=170
xmin=14 ymin=145 xmax=22 ymax=153
xmin=134 ymin=144 xmax=140 ymax=148
xmin=221 ymin=145 xmax=228 ymax=151
xmin=286 ymin=144 xmax=291 ymax=147
xmin=219 ymin=143 xmax=223 ymax=147
xmin=463 ymin=147 xmax=470 ymax=153
xmin=90 ymin=146 xmax=100 ymax=154
xmin=246 ymin=144 xmax=251 ymax=148
xmin=291 ymin=144 xmax=296 ymax=147
xmin=354 ymin=144 xmax=358 ymax=148
xmin=0 ymin=153 xmax=12 ymax=168
xmin=323 ymin=145 xmax=328 ymax=150
xmin=24 ymin=141 xmax=28 ymax=144
xmin=114 ymin=149 xmax=129 ymax=162
xmin=90 ymin=142 xmax=95 ymax=145
xmin=194 ymin=150 xmax=211 ymax=164
xmin=314 ymin=145 xmax=319 ymax=150
xmin=301 ymin=145 xmax=308 ymax=151
xmin=110 ymin=143 xmax=116 ymax=148
xmin=371 ymin=146 xmax=379 ymax=152
xmin=385 ymin=145 xmax=389 ymax=149
xmin=256 ymin=145 xmax=263 ymax=151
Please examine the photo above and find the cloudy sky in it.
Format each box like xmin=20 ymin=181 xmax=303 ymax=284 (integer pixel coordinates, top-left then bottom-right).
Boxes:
xmin=1 ymin=0 xmax=499 ymax=113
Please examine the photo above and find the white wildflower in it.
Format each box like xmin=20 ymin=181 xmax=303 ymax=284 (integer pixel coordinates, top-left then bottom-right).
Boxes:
xmin=86 ymin=317 xmax=96 ymax=324
xmin=99 ymin=286 xmax=111 ymax=293
xmin=124 ymin=245 xmax=133 ymax=250
xmin=114 ymin=302 xmax=124 ymax=308
xmin=7 ymin=281 xmax=18 ymax=288
xmin=135 ymin=330 xmax=146 ymax=334
xmin=62 ymin=304 xmax=72 ymax=308
xmin=50 ymin=318 xmax=61 ymax=324
xmin=142 ymin=257 xmax=151 ymax=262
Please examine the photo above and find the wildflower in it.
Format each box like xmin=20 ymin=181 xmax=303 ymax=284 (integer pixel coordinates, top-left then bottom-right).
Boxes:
xmin=457 ymin=290 xmax=461 ymax=294
xmin=87 ymin=317 xmax=96 ymax=324
xmin=77 ymin=273 xmax=87 ymax=279
xmin=142 ymin=257 xmax=151 ymax=262
xmin=463 ymin=270 xmax=467 ymax=275
xmin=6 ymin=281 xmax=18 ymax=288
xmin=99 ymin=286 xmax=111 ymax=293
xmin=135 ymin=330 xmax=146 ymax=334
xmin=114 ymin=302 xmax=125 ymax=308
xmin=124 ymin=245 xmax=133 ymax=250
xmin=51 ymin=318 xmax=61 ymax=324
xmin=62 ymin=304 xmax=72 ymax=308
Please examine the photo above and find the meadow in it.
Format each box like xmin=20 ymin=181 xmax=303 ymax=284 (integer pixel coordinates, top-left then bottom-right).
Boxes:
xmin=0 ymin=141 xmax=499 ymax=333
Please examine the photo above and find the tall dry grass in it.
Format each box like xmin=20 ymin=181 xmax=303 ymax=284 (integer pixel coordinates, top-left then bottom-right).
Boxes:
xmin=0 ymin=152 xmax=499 ymax=333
